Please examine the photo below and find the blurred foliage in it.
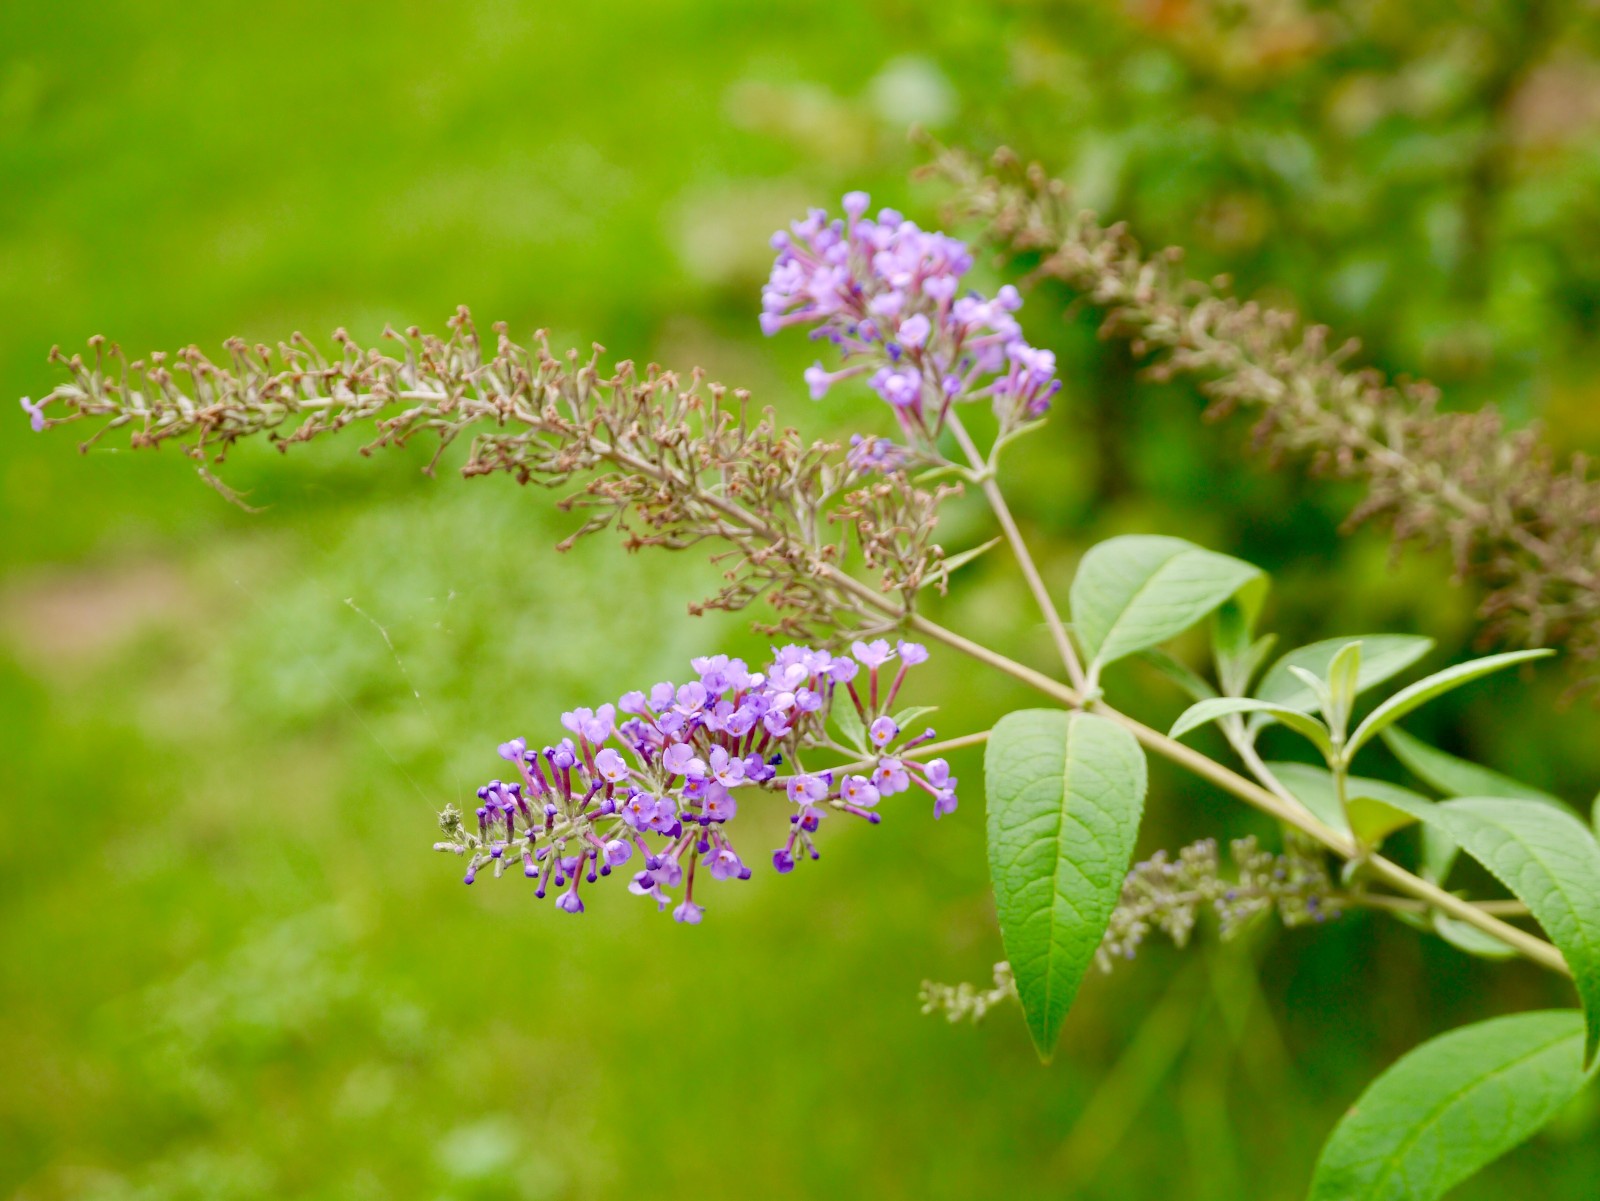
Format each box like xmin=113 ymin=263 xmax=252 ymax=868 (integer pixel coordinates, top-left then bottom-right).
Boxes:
xmin=3 ymin=1 xmax=1600 ymax=1198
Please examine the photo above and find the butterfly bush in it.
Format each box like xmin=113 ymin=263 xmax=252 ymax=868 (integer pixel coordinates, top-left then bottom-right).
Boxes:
xmin=436 ymin=639 xmax=955 ymax=922
xmin=18 ymin=169 xmax=1599 ymax=1196
xmin=761 ymin=192 xmax=1061 ymax=452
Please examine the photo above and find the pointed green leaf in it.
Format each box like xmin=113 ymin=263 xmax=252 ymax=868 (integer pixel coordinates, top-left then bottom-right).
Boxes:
xmin=889 ymin=705 xmax=938 ymax=734
xmin=1432 ymin=912 xmax=1519 ymax=961
xmin=1309 ymin=1010 xmax=1594 ymax=1201
xmin=1381 ymin=725 xmax=1569 ymax=810
xmin=921 ymin=536 xmax=1002 ymax=589
xmin=1266 ymin=762 xmax=1434 ymax=843
xmin=1322 ymin=639 xmax=1363 ymax=740
xmin=986 ymin=709 xmax=1148 ymax=1061
xmin=1287 ymin=665 xmax=1335 ymax=720
xmin=1169 ymin=698 xmax=1333 ymax=758
xmin=1211 ymin=576 xmax=1272 ymax=696
xmin=1069 ymin=535 xmax=1262 ymax=671
xmin=1345 ymin=649 xmax=1555 ymax=758
xmin=1256 ymin=635 xmax=1434 ymax=715
xmin=1418 ymin=799 xmax=1600 ymax=1064
xmin=1137 ymin=647 xmax=1218 ymax=705
xmin=830 ymin=697 xmax=868 ymax=753
xmin=1419 ymin=824 xmax=1460 ymax=888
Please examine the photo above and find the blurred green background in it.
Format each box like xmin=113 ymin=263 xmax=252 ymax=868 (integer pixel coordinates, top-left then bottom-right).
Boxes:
xmin=5 ymin=2 xmax=1600 ymax=1198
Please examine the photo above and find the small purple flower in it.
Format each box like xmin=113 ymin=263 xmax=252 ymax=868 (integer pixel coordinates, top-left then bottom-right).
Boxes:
xmin=702 ymin=784 xmax=738 ymax=823
xmin=897 ymin=312 xmax=931 ymax=349
xmin=786 ymin=774 xmax=830 ymax=805
xmin=933 ymin=789 xmax=959 ymax=820
xmin=873 ymin=758 xmax=910 ymax=796
xmin=708 ymin=844 xmax=749 ymax=881
xmin=827 ymin=656 xmax=860 ymax=683
xmin=662 ymin=743 xmax=701 ymax=777
xmin=620 ymin=791 xmax=658 ymax=831
xmin=842 ymin=775 xmax=880 ymax=808
xmin=897 ymin=640 xmax=929 ymax=666
xmin=19 ymin=396 xmax=46 ymax=432
xmin=629 ymin=870 xmax=671 ymax=911
xmin=672 ymin=899 xmax=704 ymax=925
xmin=561 ymin=704 xmax=616 ymax=744
xmin=868 ymin=716 xmax=899 ymax=749
xmin=592 ymin=747 xmax=629 ymax=783
xmin=675 ymin=681 xmax=708 ymax=714
xmin=851 ymin=639 xmax=894 ymax=669
xmin=869 ymin=365 xmax=922 ymax=409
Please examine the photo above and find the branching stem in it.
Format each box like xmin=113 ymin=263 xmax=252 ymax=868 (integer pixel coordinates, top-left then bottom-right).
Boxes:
xmin=943 ymin=409 xmax=1088 ymax=692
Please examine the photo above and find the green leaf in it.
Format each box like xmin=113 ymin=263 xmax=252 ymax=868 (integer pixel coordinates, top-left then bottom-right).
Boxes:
xmin=1169 ymin=698 xmax=1333 ymax=758
xmin=1210 ymin=575 xmax=1272 ymax=696
xmin=1266 ymin=762 xmax=1434 ymax=843
xmin=1069 ymin=535 xmax=1262 ymax=672
xmin=830 ymin=699 xmax=867 ymax=753
xmin=1419 ymin=824 xmax=1460 ymax=888
xmin=1137 ymin=647 xmax=1218 ymax=705
xmin=1325 ymin=640 xmax=1363 ymax=738
xmin=889 ymin=704 xmax=938 ymax=734
xmin=921 ymin=536 xmax=1002 ymax=589
xmin=1379 ymin=722 xmax=1580 ymax=882
xmin=985 ymin=709 xmax=1147 ymax=1061
xmin=1381 ymin=725 xmax=1569 ymax=810
xmin=1345 ymin=649 xmax=1555 ymax=759
xmin=1432 ymin=912 xmax=1519 ymax=961
xmin=1308 ymin=1010 xmax=1594 ymax=1201
xmin=1255 ymin=635 xmax=1434 ymax=715
xmin=1419 ymin=799 xmax=1600 ymax=1065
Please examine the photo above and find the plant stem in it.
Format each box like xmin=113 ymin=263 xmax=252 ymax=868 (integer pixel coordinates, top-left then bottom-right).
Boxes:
xmin=1225 ymin=723 xmax=1307 ymax=813
xmin=1351 ymin=894 xmax=1530 ymax=917
xmin=828 ymin=730 xmax=991 ymax=778
xmin=943 ymin=409 xmax=1088 ymax=692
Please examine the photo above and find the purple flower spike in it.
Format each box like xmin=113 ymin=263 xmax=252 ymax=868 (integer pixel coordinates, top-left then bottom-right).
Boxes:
xmin=446 ymin=639 xmax=954 ymax=924
xmin=760 ymin=195 xmax=1059 ymax=435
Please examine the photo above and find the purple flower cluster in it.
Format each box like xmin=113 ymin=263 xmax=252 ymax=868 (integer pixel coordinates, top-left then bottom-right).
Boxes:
xmin=436 ymin=641 xmax=957 ymax=923
xmin=762 ymin=192 xmax=1062 ymax=443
